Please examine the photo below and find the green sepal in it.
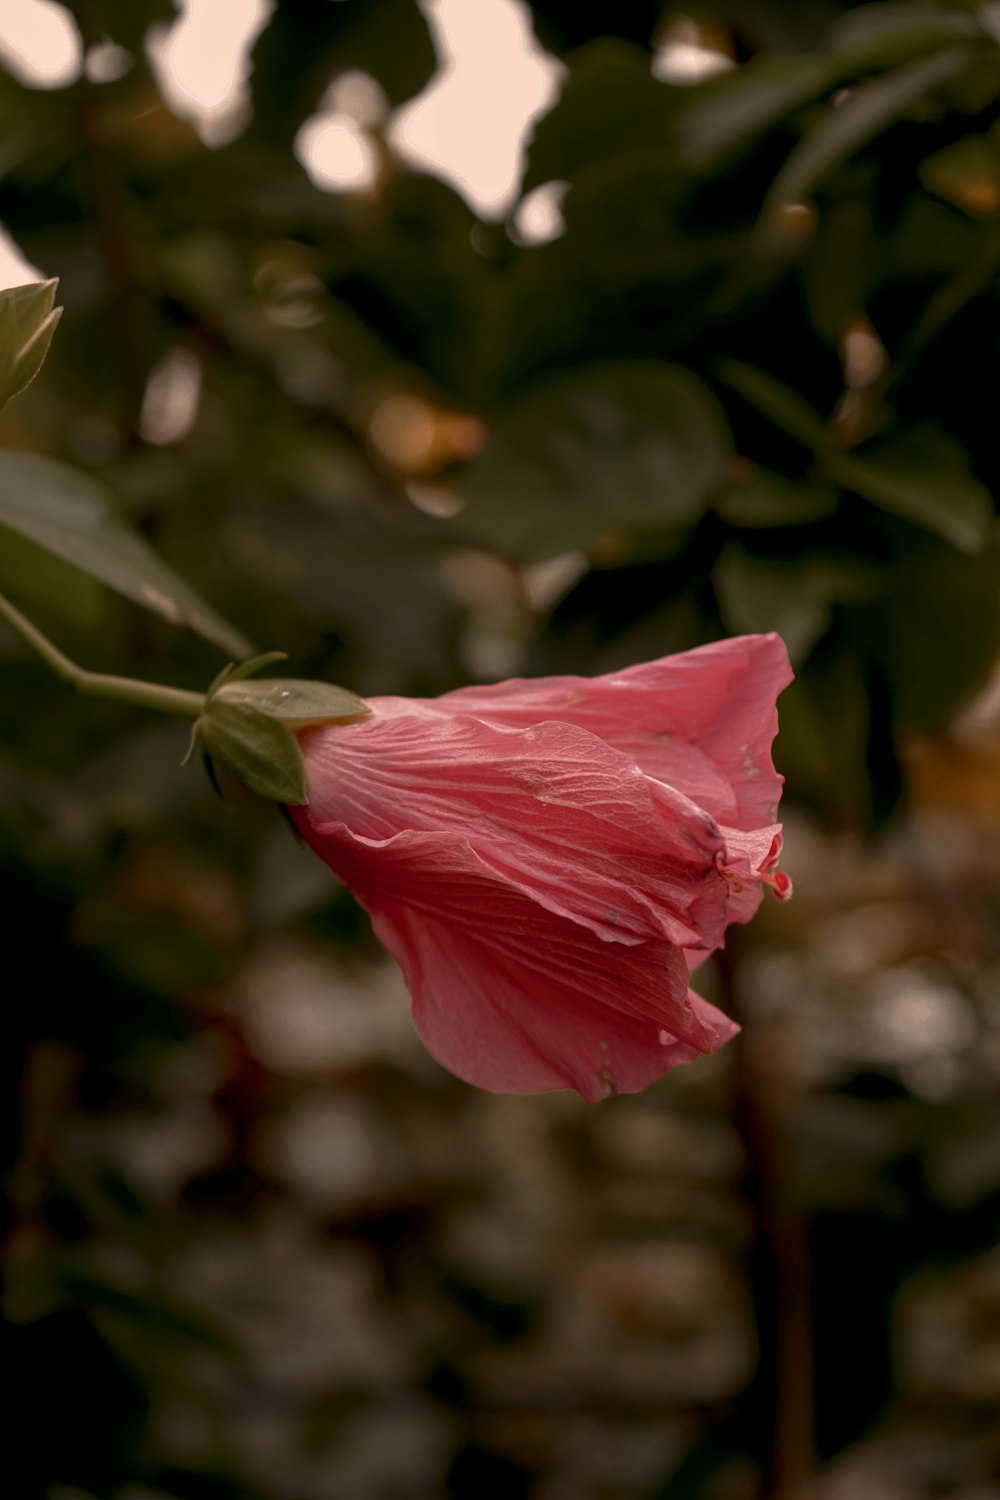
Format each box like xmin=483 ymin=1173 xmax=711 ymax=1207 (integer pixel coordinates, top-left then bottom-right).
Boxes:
xmin=226 ymin=651 xmax=290 ymax=684
xmin=191 ymin=657 xmax=366 ymax=803
xmin=205 ymin=663 xmax=236 ymax=699
xmin=205 ymin=651 xmax=289 ymax=700
xmin=0 ymin=279 xmax=62 ymax=412
xmin=212 ymin=677 xmax=370 ymax=729
xmin=181 ymin=719 xmax=201 ymax=768
xmin=199 ymin=699 xmax=308 ymax=805
xmin=202 ymin=750 xmax=224 ymax=802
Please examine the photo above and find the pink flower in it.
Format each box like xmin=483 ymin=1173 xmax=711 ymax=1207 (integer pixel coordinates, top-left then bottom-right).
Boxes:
xmin=291 ymin=634 xmax=792 ymax=1101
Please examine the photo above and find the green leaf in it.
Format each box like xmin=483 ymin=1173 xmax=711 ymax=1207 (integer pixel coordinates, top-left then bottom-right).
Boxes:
xmin=213 ymin=677 xmax=370 ymax=727
xmin=759 ymin=49 xmax=972 ymax=230
xmin=0 ymin=525 xmax=103 ymax=627
xmin=716 ymin=360 xmax=831 ymax=451
xmin=825 ymin=429 xmax=993 ymax=553
xmin=676 ymin=9 xmax=981 ymax=176
xmin=919 ymin=132 xmax=1000 ymax=216
xmin=715 ymin=467 xmax=839 ymax=528
xmin=677 ymin=55 xmax=836 ymax=171
xmin=717 ymin=371 xmax=992 ymax=553
xmin=199 ymin=700 xmax=308 ymax=805
xmin=775 ymin=651 xmax=873 ymax=820
xmin=826 ymin=4 xmax=983 ymax=70
xmin=460 ymin=360 xmax=731 ymax=561
xmin=236 ymin=496 xmax=461 ymax=689
xmin=867 ymin=534 xmax=1000 ymax=731
xmin=0 ymin=279 xmax=62 ymax=413
xmin=714 ymin=546 xmax=877 ymax=663
xmin=801 ymin=197 xmax=879 ymax=343
xmin=0 ymin=452 xmax=252 ymax=656
xmin=521 ymin=40 xmax=676 ymax=194
xmin=249 ymin=0 xmax=435 ymax=148
xmin=495 ymin=145 xmax=723 ymax=392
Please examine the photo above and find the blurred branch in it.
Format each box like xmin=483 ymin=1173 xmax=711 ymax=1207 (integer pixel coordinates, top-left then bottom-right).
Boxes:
xmin=721 ymin=936 xmax=817 ymax=1500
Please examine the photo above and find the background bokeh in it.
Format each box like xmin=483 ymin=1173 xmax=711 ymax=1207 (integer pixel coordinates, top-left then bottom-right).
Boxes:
xmin=2 ymin=1 xmax=1000 ymax=1496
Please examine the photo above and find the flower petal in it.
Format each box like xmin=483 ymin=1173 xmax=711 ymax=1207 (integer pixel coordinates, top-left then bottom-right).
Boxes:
xmin=300 ymin=824 xmax=738 ymax=1100
xmin=298 ymin=710 xmax=730 ymax=954
xmin=431 ymin=633 xmax=792 ymax=832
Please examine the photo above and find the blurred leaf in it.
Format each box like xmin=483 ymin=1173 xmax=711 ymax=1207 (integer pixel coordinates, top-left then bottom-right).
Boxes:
xmin=886 ymin=219 xmax=1000 ymax=380
xmin=527 ymin=0 xmax=661 ymax=54
xmin=825 ymin=3 xmax=983 ymax=68
xmin=717 ymin=359 xmax=831 ymax=450
xmin=460 ymin=360 xmax=731 ymax=560
xmin=775 ymin=646 xmax=872 ymax=818
xmin=722 ymin=359 xmax=996 ymax=552
xmin=199 ymin=699 xmax=307 ymax=805
xmin=213 ymin=677 xmax=370 ymax=728
xmin=827 ymin=429 xmax=994 ymax=553
xmin=714 ymin=545 xmax=876 ymax=662
xmin=521 ymin=39 xmax=672 ymax=193
xmin=0 ymin=279 xmax=61 ymax=413
xmin=715 ymin=467 xmax=839 ymax=527
xmin=249 ymin=0 xmax=435 ymax=147
xmin=719 ymin=368 xmax=995 ymax=557
xmin=677 ymin=54 xmax=836 ymax=171
xmin=945 ymin=48 xmax=1000 ymax=116
xmin=0 ymin=524 xmax=103 ymax=626
xmin=322 ymin=175 xmax=491 ymax=400
xmin=867 ymin=533 xmax=1000 ymax=731
xmin=920 ymin=132 xmax=1000 ymax=217
xmin=677 ymin=9 xmax=982 ymax=177
xmin=496 ymin=146 xmax=724 ymax=388
xmin=0 ymin=453 xmax=252 ymax=655
xmin=801 ymin=196 xmax=879 ymax=344
xmin=234 ymin=495 xmax=461 ymax=691
xmin=885 ymin=190 xmax=984 ymax=284
xmin=760 ymin=49 xmax=972 ymax=232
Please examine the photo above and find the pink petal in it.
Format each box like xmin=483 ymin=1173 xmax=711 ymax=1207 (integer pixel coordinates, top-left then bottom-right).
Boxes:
xmin=289 ymin=635 xmax=791 ymax=1098
xmin=297 ymin=709 xmax=730 ymax=955
xmin=301 ymin=824 xmax=738 ymax=1100
xmin=429 ymin=633 xmax=792 ymax=832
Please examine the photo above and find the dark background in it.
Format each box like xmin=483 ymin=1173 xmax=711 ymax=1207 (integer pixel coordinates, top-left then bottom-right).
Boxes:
xmin=1 ymin=1 xmax=1000 ymax=1496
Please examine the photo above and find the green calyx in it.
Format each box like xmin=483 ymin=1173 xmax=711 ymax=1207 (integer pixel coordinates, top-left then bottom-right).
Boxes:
xmin=188 ymin=652 xmax=371 ymax=806
xmin=0 ymin=586 xmax=369 ymax=808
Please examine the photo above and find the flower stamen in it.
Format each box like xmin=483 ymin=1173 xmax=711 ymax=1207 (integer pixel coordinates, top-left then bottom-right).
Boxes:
xmin=761 ymin=866 xmax=793 ymax=901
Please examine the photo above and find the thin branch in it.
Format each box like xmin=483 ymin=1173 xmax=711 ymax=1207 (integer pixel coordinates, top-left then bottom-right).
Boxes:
xmin=0 ymin=590 xmax=205 ymax=719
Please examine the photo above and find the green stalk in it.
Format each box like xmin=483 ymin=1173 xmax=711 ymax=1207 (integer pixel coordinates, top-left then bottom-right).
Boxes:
xmin=0 ymin=590 xmax=205 ymax=719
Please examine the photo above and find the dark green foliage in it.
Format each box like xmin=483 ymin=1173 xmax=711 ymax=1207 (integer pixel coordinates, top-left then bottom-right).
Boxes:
xmin=249 ymin=0 xmax=437 ymax=143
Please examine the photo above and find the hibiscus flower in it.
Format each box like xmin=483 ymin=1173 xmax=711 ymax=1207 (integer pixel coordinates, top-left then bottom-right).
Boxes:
xmin=291 ymin=633 xmax=792 ymax=1100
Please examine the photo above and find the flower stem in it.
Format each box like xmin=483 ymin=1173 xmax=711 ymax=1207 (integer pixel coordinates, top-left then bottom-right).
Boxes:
xmin=0 ymin=590 xmax=206 ymax=719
